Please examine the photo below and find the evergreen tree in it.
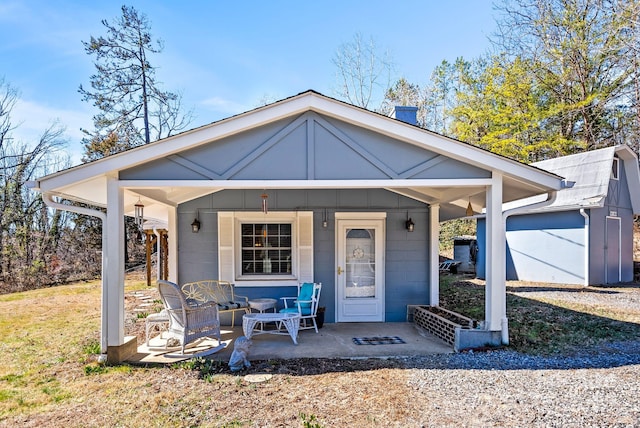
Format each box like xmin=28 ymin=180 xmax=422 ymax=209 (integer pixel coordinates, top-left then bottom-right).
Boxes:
xmin=79 ymin=5 xmax=191 ymax=161
xmin=451 ymin=55 xmax=585 ymax=162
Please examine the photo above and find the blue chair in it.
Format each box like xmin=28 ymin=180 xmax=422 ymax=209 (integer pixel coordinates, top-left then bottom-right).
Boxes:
xmin=280 ymin=282 xmax=322 ymax=333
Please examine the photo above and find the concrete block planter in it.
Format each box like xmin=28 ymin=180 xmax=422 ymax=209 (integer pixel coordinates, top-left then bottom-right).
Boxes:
xmin=413 ymin=306 xmax=474 ymax=346
xmin=413 ymin=305 xmax=503 ymax=351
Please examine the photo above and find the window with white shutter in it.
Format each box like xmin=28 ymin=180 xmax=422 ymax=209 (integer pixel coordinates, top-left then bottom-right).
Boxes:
xmin=218 ymin=211 xmax=314 ymax=286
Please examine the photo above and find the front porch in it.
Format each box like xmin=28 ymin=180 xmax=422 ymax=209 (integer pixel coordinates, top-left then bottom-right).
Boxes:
xmin=126 ymin=322 xmax=454 ymax=364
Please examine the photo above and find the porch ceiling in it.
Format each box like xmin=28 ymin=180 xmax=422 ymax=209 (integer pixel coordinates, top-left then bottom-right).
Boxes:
xmin=40 ymin=169 xmax=557 ymax=225
xmin=56 ymin=176 xmax=550 ymax=224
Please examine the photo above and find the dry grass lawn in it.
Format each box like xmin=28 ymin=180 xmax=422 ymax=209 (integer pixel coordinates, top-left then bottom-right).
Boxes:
xmin=1 ymin=274 xmax=640 ymax=427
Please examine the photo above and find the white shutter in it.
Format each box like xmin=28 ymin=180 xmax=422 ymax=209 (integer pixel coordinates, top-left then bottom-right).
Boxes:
xmin=297 ymin=211 xmax=314 ymax=282
xmin=218 ymin=212 xmax=235 ymax=281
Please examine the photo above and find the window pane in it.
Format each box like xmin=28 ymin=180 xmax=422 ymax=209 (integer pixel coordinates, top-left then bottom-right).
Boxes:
xmin=280 ymin=235 xmax=291 ymax=247
xmin=267 ymin=236 xmax=279 ymax=247
xmin=241 ymin=222 xmax=292 ymax=275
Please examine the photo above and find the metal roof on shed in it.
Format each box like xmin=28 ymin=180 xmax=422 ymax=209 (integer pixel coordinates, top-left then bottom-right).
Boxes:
xmin=523 ymin=145 xmax=640 ymax=214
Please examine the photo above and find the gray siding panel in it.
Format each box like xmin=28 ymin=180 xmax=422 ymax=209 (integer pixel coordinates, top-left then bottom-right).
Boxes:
xmin=505 ymin=211 xmax=586 ymax=284
xmin=121 ymin=112 xmax=492 ymax=182
xmin=479 ymin=205 xmax=635 ymax=285
xmin=178 ymin=189 xmax=431 ymax=323
xmin=605 ymin=160 xmax=632 ymax=210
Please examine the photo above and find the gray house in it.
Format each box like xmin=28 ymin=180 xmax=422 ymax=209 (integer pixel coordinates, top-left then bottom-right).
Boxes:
xmin=32 ymin=91 xmax=566 ymax=361
xmin=477 ymin=145 xmax=640 ymax=285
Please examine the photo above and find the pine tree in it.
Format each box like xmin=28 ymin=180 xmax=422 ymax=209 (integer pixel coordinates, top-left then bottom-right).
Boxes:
xmin=79 ymin=5 xmax=191 ymax=161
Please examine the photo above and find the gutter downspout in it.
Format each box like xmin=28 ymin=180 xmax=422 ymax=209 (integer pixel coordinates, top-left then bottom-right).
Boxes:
xmin=579 ymin=209 xmax=590 ymax=287
xmin=499 ymin=189 xmax=562 ymax=345
xmin=42 ymin=192 xmax=109 ymax=358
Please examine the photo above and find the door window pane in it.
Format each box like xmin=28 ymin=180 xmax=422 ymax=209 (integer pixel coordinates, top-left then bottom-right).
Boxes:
xmin=345 ymin=228 xmax=375 ymax=298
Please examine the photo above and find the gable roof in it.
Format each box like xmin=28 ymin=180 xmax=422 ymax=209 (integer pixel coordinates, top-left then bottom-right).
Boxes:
xmin=32 ymin=90 xmax=566 ymax=222
xmin=509 ymin=145 xmax=640 ymax=214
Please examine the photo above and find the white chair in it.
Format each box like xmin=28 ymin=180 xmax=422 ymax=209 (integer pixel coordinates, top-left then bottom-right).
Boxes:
xmin=144 ymin=309 xmax=169 ymax=346
xmin=157 ymin=280 xmax=221 ymax=354
xmin=279 ymin=282 xmax=322 ymax=333
xmin=181 ymin=280 xmax=249 ymax=327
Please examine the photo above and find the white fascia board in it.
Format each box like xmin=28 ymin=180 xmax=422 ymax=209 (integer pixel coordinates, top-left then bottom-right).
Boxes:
xmin=35 ymin=93 xmax=318 ymax=191
xmin=119 ymin=178 xmax=494 ymax=190
xmin=304 ymin=95 xmax=564 ymax=190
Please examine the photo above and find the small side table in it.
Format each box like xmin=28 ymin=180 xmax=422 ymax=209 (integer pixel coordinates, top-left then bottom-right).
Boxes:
xmin=248 ymin=298 xmax=278 ymax=313
xmin=248 ymin=298 xmax=278 ymax=331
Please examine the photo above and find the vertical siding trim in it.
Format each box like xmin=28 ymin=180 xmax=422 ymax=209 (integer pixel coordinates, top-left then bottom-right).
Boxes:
xmin=307 ymin=118 xmax=315 ymax=179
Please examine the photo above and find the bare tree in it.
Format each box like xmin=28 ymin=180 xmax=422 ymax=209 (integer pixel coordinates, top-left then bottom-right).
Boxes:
xmin=0 ymin=79 xmax=72 ymax=292
xmin=332 ymin=33 xmax=394 ymax=109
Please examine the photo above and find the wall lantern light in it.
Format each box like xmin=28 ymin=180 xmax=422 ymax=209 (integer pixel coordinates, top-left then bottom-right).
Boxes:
xmin=405 ymin=212 xmax=415 ymax=232
xmin=322 ymin=209 xmax=328 ymax=228
xmin=191 ymin=210 xmax=201 ymax=233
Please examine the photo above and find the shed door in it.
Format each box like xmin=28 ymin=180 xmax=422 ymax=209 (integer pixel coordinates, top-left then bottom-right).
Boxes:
xmin=336 ymin=215 xmax=385 ymax=322
xmin=605 ymin=216 xmax=621 ymax=284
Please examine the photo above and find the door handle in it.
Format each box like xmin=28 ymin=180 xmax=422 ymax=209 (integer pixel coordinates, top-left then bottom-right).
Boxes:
xmin=337 ymin=266 xmax=343 ymax=275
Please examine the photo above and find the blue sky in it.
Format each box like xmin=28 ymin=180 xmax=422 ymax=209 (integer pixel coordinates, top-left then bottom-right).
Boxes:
xmin=0 ymin=1 xmax=497 ymax=165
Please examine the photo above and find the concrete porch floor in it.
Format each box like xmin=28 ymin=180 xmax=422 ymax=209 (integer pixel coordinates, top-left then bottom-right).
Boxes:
xmin=128 ymin=322 xmax=453 ymax=365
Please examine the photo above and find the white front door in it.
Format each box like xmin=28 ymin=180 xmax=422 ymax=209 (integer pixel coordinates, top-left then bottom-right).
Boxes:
xmin=335 ymin=213 xmax=385 ymax=322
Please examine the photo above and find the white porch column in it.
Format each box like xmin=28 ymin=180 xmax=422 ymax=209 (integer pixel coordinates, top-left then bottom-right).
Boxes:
xmin=485 ymin=171 xmax=506 ymax=336
xmin=168 ymin=206 xmax=178 ymax=283
xmin=429 ymin=203 xmax=440 ymax=306
xmin=105 ymin=175 xmax=125 ymax=347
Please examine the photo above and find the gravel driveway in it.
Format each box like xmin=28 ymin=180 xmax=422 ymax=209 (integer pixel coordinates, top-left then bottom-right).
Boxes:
xmin=402 ymin=282 xmax=640 ymax=427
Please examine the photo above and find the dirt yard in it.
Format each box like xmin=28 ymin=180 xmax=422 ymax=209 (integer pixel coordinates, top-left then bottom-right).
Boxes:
xmin=2 ymin=276 xmax=640 ymax=427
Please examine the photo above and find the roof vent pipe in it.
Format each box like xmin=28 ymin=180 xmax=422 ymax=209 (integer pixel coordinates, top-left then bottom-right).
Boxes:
xmin=393 ymin=106 xmax=418 ymax=126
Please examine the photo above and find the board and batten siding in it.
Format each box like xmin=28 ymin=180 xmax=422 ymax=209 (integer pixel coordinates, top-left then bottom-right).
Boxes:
xmin=119 ymin=112 xmax=492 ymax=182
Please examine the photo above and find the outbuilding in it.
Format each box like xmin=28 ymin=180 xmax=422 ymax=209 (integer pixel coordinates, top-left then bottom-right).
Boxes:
xmin=476 ymin=145 xmax=640 ymax=285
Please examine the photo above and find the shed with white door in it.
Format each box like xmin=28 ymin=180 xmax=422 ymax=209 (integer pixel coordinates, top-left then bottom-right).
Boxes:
xmin=477 ymin=145 xmax=640 ymax=285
